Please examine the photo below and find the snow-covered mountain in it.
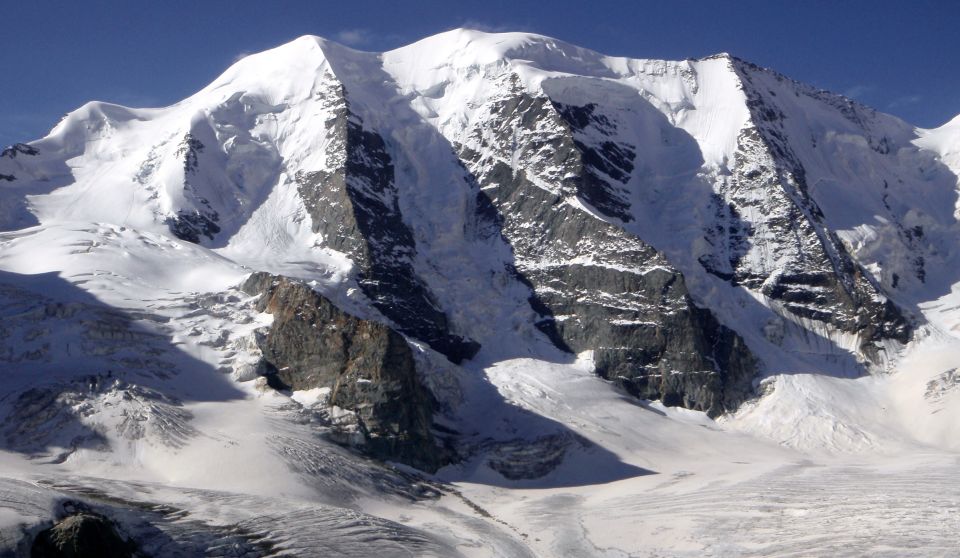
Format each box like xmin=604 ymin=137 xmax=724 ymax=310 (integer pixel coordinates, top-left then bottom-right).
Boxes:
xmin=1 ymin=30 xmax=959 ymax=556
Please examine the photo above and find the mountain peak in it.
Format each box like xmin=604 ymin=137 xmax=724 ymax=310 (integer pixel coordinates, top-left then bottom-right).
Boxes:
xmin=2 ymin=27 xmax=960 ymax=556
xmin=699 ymin=51 xmax=735 ymax=61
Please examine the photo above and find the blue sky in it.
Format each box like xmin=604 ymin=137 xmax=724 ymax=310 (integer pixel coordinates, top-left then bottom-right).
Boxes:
xmin=2 ymin=0 xmax=958 ymax=147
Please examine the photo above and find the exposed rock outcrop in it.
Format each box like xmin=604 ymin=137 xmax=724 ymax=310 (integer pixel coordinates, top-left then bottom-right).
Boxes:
xmin=1 ymin=143 xmax=38 ymax=158
xmin=455 ymin=74 xmax=757 ymax=416
xmin=241 ymin=272 xmax=451 ymax=471
xmin=296 ymin=78 xmax=479 ymax=364
xmin=31 ymin=512 xmax=134 ymax=558
xmin=167 ymin=133 xmax=221 ymax=243
xmin=711 ymin=57 xmax=912 ymax=363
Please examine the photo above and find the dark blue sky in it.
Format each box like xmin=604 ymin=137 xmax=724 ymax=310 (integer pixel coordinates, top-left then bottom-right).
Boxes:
xmin=2 ymin=0 xmax=958 ymax=147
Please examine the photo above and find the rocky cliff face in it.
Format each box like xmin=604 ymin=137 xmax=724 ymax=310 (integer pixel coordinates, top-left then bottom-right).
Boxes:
xmin=454 ymin=74 xmax=757 ymax=416
xmin=294 ymin=76 xmax=480 ymax=364
xmin=708 ymin=57 xmax=911 ymax=363
xmin=167 ymin=133 xmax=222 ymax=244
xmin=241 ymin=272 xmax=449 ymax=471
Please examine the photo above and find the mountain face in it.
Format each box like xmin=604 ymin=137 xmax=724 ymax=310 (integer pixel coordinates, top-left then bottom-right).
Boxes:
xmin=1 ymin=27 xmax=954 ymax=452
xmin=2 ymin=29 xmax=960 ymax=555
xmin=0 ymin=29 xmax=952 ymax=434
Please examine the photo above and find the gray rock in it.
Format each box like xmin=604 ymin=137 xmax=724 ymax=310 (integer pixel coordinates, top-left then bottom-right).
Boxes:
xmin=295 ymin=78 xmax=479 ymax=363
xmin=1 ymin=143 xmax=38 ymax=158
xmin=241 ymin=272 xmax=452 ymax=471
xmin=456 ymin=74 xmax=757 ymax=416
xmin=31 ymin=513 xmax=134 ymax=558
xmin=166 ymin=133 xmax=221 ymax=243
xmin=713 ymin=57 xmax=911 ymax=362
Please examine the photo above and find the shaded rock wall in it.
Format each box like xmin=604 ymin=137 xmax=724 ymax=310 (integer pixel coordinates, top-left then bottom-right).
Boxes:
xmin=456 ymin=75 xmax=757 ymax=416
xmin=241 ymin=272 xmax=450 ymax=471
xmin=296 ymin=79 xmax=479 ymax=364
